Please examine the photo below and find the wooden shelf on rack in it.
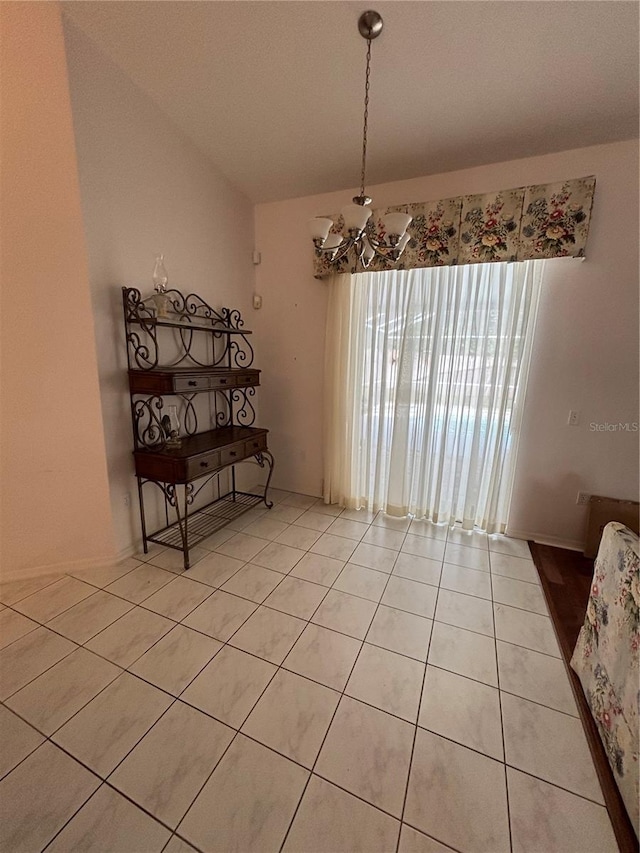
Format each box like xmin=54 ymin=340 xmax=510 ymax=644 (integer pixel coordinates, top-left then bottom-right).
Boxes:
xmin=129 ymin=367 xmax=260 ymax=395
xmin=133 ymin=426 xmax=268 ymax=484
xmin=127 ymin=317 xmax=252 ymax=334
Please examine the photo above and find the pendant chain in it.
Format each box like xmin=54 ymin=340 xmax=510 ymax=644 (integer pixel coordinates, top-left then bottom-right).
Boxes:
xmin=359 ymin=38 xmax=372 ymax=200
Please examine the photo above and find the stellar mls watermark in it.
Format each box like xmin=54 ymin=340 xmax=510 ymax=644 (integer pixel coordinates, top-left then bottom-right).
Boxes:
xmin=589 ymin=422 xmax=639 ymax=432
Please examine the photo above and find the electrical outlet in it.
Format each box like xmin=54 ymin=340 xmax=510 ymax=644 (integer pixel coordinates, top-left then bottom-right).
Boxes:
xmin=568 ymin=410 xmax=580 ymax=426
xmin=124 ymin=493 xmax=131 ymax=507
xmin=576 ymin=491 xmax=590 ymax=506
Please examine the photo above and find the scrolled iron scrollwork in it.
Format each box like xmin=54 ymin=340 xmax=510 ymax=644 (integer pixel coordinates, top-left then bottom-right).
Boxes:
xmin=231 ymin=387 xmax=256 ymax=426
xmin=182 ymin=292 xmax=225 ymax=325
xmin=186 ymin=473 xmax=222 ymax=504
xmin=253 ymin=450 xmax=275 ymax=508
xmin=216 ymin=401 xmax=232 ymax=427
xmin=145 ymin=289 xmax=227 ymax=327
xmin=122 ymin=287 xmax=253 ymax=372
xmin=133 ymin=396 xmax=167 ymax=448
xmin=220 ymin=307 xmax=245 ymax=331
xmin=127 ymin=329 xmax=158 ymax=370
xmin=179 ymin=395 xmax=199 ymax=435
xmin=228 ymin=335 xmax=254 ymax=368
xmin=140 ymin=478 xmax=180 ymax=507
xmin=124 ymin=287 xmax=155 ymax=324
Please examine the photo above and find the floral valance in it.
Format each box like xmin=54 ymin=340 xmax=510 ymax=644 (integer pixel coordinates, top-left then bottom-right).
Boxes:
xmin=313 ymin=175 xmax=596 ymax=278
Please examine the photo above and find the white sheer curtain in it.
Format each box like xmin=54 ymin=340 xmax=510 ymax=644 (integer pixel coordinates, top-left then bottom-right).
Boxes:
xmin=323 ymin=261 xmax=543 ymax=533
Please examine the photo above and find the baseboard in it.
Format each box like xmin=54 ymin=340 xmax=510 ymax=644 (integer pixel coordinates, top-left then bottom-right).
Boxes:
xmin=507 ymin=528 xmax=585 ymax=553
xmin=116 ymin=543 xmax=137 ymax=562
xmin=0 ymin=551 xmax=127 ymax=584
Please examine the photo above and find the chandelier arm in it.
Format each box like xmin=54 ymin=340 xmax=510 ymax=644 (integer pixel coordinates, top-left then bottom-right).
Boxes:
xmin=370 ymin=243 xmax=400 ymax=262
xmin=315 ymin=237 xmax=356 ymax=263
xmin=363 ymin=225 xmax=401 ymax=261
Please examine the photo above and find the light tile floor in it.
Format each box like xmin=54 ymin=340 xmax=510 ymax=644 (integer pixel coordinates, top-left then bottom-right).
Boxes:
xmin=0 ymin=490 xmax=618 ymax=853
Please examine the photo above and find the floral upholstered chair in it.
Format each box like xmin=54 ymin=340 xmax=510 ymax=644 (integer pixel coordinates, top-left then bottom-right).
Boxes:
xmin=571 ymin=522 xmax=639 ymax=837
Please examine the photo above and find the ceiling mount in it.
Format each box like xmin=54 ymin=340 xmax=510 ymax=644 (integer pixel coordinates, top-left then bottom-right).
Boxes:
xmin=358 ymin=10 xmax=383 ymax=40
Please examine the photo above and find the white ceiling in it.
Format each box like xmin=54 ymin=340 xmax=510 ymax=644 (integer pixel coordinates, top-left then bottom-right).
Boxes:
xmin=63 ymin=1 xmax=639 ymax=204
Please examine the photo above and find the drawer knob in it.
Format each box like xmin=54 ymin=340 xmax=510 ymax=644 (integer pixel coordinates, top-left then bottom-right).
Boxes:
xmin=230 ymin=451 xmax=237 ymax=457
xmin=188 ymin=380 xmax=197 ymax=387
xmin=200 ymin=461 xmax=209 ymax=468
xmin=220 ymin=378 xmax=228 ymax=384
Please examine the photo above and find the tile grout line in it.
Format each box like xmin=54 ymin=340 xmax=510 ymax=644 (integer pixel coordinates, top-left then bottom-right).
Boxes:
xmin=93 ymin=555 xmax=312 ymax=850
xmin=4 ymin=601 xmax=228 ymax=853
xmin=2 ymin=624 xmax=598 ymax=844
xmin=0 ymin=505 xmax=586 ymax=853
xmin=277 ymin=515 xmax=408 ymax=852
xmin=3 ymin=528 xmax=343 ymax=718
xmin=35 ymin=543 xmax=313 ymax=852
xmin=172 ymin=519 xmax=596 ymax=845
xmin=0 ymin=543 xmax=569 ymax=741
xmin=3 ymin=604 xmax=601 ymax=811
xmin=0 ymin=570 xmax=555 ymax=664
xmin=20 ymin=539 xmax=316 ymax=853
xmin=394 ymin=521 xmax=448 ymax=853
xmin=166 ymin=511 xmax=369 ymax=848
xmin=40 ymin=710 xmax=190 ymax=852
xmin=3 ymin=678 xmax=608 ymax=844
xmin=489 ymin=544 xmax=514 ymax=853
xmin=2 ymin=566 xmax=250 ymax=784
xmin=0 ymin=522 xmax=568 ymax=753
xmin=0 ymin=522 xmax=536 ymax=635
xmin=171 ymin=507 xmax=367 ymax=850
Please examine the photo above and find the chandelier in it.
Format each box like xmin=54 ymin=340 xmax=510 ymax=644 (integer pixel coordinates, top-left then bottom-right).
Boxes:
xmin=309 ymin=11 xmax=412 ymax=269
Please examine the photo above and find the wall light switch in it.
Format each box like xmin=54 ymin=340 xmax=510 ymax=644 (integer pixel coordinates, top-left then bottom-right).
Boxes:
xmin=252 ymin=294 xmax=262 ymax=310
xmin=567 ymin=410 xmax=580 ymax=426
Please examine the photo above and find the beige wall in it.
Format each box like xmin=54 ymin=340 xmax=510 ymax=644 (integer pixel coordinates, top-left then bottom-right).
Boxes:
xmin=62 ymin=19 xmax=256 ymax=558
xmin=254 ymin=139 xmax=639 ymax=549
xmin=0 ymin=2 xmax=115 ymax=577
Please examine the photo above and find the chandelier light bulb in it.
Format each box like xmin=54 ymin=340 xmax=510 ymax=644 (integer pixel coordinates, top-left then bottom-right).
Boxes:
xmin=323 ymin=232 xmax=343 ymax=259
xmin=341 ymin=203 xmax=371 ymax=234
xmin=309 ymin=217 xmax=333 ymax=242
xmin=382 ymin=212 xmax=413 ymax=240
xmin=360 ymin=237 xmax=376 ymax=267
xmin=397 ymin=231 xmax=411 ymax=252
xmin=324 ymin=233 xmax=343 ymax=249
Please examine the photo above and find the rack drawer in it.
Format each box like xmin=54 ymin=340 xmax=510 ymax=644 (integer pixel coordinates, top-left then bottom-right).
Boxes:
xmin=209 ymin=375 xmax=232 ymax=389
xmin=236 ymin=373 xmax=256 ymax=386
xmin=220 ymin=444 xmax=244 ymax=466
xmin=245 ymin=435 xmax=267 ymax=455
xmin=129 ymin=368 xmax=261 ymax=395
xmin=186 ymin=450 xmax=221 ymax=479
xmin=174 ymin=375 xmax=210 ymax=392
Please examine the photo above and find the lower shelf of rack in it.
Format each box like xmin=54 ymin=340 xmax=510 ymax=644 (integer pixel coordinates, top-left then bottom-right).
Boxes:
xmin=146 ymin=490 xmax=264 ymax=551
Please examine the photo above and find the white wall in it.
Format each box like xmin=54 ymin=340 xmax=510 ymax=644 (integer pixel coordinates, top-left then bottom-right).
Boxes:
xmin=254 ymin=139 xmax=639 ymax=549
xmin=0 ymin=2 xmax=115 ymax=578
xmin=63 ymin=19 xmax=256 ymax=558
